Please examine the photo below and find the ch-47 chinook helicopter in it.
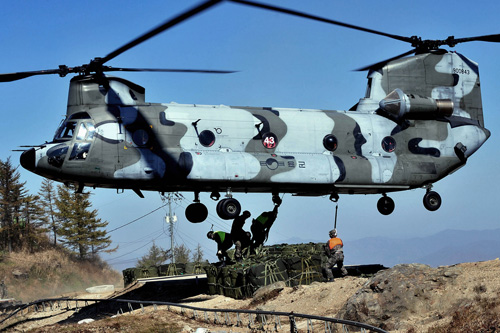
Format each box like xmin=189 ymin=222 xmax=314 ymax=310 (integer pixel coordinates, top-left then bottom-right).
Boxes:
xmin=5 ymin=0 xmax=494 ymax=223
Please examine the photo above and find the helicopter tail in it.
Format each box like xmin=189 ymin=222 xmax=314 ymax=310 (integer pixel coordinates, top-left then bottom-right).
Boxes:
xmin=358 ymin=51 xmax=485 ymax=128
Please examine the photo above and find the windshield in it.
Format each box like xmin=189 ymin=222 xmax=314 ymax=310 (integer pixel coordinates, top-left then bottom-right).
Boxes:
xmin=76 ymin=122 xmax=96 ymax=141
xmin=54 ymin=120 xmax=96 ymax=142
xmin=54 ymin=121 xmax=77 ymax=141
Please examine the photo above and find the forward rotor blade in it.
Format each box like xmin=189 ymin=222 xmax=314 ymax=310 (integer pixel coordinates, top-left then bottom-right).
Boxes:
xmin=102 ymin=66 xmax=237 ymax=74
xmin=101 ymin=0 xmax=223 ymax=65
xmin=229 ymin=0 xmax=413 ymax=44
xmin=0 ymin=69 xmax=61 ymax=82
xmin=355 ymin=49 xmax=416 ymax=71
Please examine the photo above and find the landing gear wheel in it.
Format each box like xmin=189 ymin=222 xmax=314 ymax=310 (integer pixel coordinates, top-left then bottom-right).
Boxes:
xmin=423 ymin=191 xmax=441 ymax=211
xmin=216 ymin=198 xmax=241 ymax=220
xmin=216 ymin=199 xmax=225 ymax=217
xmin=377 ymin=196 xmax=395 ymax=215
xmin=185 ymin=203 xmax=208 ymax=223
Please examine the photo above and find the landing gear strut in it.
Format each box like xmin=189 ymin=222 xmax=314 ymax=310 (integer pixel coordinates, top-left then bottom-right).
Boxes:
xmin=185 ymin=191 xmax=208 ymax=223
xmin=216 ymin=188 xmax=241 ymax=220
xmin=377 ymin=194 xmax=395 ymax=215
xmin=272 ymin=193 xmax=282 ymax=206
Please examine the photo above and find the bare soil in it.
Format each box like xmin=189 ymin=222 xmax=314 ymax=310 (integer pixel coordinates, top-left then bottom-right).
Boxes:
xmin=5 ymin=259 xmax=500 ymax=332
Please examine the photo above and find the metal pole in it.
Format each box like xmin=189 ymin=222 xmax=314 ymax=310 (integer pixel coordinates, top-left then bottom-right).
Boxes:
xmin=168 ymin=193 xmax=175 ymax=264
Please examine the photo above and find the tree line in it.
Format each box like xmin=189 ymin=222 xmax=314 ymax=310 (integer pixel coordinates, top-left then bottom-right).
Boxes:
xmin=0 ymin=157 xmax=113 ymax=259
xmin=137 ymin=242 xmax=204 ymax=268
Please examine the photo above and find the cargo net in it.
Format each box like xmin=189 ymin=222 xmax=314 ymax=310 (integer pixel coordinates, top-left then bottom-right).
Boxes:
xmin=205 ymin=243 xmax=328 ymax=299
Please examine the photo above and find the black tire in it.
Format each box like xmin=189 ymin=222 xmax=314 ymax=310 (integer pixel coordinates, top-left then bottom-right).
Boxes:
xmin=185 ymin=203 xmax=208 ymax=223
xmin=216 ymin=199 xmax=226 ymax=218
xmin=377 ymin=196 xmax=395 ymax=215
xmin=217 ymin=198 xmax=241 ymax=220
xmin=423 ymin=191 xmax=442 ymax=211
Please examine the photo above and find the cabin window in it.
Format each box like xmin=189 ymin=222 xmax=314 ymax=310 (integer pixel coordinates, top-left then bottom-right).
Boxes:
xmin=262 ymin=132 xmax=278 ymax=149
xmin=382 ymin=136 xmax=396 ymax=153
xmin=199 ymin=130 xmax=215 ymax=147
xmin=132 ymin=129 xmax=149 ymax=146
xmin=323 ymin=134 xmax=338 ymax=152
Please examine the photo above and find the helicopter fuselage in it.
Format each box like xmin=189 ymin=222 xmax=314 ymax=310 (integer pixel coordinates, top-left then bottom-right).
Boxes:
xmin=20 ymin=51 xmax=491 ymax=220
xmin=22 ymin=82 xmax=488 ymax=195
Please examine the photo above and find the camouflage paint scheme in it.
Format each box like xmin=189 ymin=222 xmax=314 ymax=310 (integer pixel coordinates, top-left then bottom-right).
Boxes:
xmin=21 ymin=51 xmax=490 ymax=199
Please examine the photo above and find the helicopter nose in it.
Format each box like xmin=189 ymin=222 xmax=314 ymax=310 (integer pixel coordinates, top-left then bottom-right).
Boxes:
xmin=20 ymin=148 xmax=36 ymax=171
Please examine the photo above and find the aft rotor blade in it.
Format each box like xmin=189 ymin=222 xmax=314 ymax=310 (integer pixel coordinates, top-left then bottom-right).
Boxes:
xmin=102 ymin=66 xmax=237 ymax=74
xmin=355 ymin=49 xmax=416 ymax=71
xmin=447 ymin=33 xmax=500 ymax=46
xmin=0 ymin=69 xmax=61 ymax=82
xmin=229 ymin=0 xmax=413 ymax=44
xmin=101 ymin=0 xmax=223 ymax=65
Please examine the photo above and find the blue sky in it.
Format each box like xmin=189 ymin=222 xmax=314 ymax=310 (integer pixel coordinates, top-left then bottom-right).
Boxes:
xmin=1 ymin=1 xmax=499 ymax=271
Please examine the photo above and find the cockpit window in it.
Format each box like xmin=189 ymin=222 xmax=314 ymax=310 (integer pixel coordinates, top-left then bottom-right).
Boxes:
xmin=54 ymin=121 xmax=77 ymax=141
xmin=52 ymin=119 xmax=95 ymax=165
xmin=69 ymin=142 xmax=91 ymax=160
xmin=76 ymin=122 xmax=96 ymax=141
xmin=47 ymin=144 xmax=69 ymax=168
xmin=76 ymin=123 xmax=87 ymax=140
xmin=85 ymin=122 xmax=96 ymax=140
xmin=69 ymin=112 xmax=91 ymax=120
xmin=54 ymin=121 xmax=95 ymax=142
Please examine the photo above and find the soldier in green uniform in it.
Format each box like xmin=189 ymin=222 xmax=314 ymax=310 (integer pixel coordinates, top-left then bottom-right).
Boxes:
xmin=250 ymin=197 xmax=281 ymax=253
xmin=231 ymin=210 xmax=252 ymax=262
xmin=207 ymin=230 xmax=233 ymax=266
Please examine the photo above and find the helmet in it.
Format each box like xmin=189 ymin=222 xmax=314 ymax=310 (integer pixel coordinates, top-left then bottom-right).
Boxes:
xmin=207 ymin=231 xmax=214 ymax=239
xmin=242 ymin=210 xmax=251 ymax=218
xmin=329 ymin=229 xmax=337 ymax=238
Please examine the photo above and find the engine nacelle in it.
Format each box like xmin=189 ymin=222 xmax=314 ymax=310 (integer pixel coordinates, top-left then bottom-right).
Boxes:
xmin=379 ymin=88 xmax=453 ymax=121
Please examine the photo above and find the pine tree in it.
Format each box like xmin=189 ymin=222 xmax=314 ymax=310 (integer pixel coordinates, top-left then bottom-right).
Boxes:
xmin=136 ymin=242 xmax=170 ymax=268
xmin=86 ymin=216 xmax=115 ymax=259
xmin=174 ymin=244 xmax=191 ymax=264
xmin=55 ymin=184 xmax=112 ymax=259
xmin=0 ymin=158 xmax=27 ymax=252
xmin=191 ymin=243 xmax=204 ymax=263
xmin=20 ymin=194 xmax=47 ymax=252
xmin=38 ymin=179 xmax=59 ymax=245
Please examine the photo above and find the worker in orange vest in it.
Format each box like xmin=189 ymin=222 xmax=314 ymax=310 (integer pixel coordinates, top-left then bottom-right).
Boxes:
xmin=323 ymin=229 xmax=348 ymax=282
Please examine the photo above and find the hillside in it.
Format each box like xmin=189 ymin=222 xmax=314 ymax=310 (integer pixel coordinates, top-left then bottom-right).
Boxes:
xmin=9 ymin=259 xmax=500 ymax=332
xmin=0 ymin=248 xmax=122 ymax=303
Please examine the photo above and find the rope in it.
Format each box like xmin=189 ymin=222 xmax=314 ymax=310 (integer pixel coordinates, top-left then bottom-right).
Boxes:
xmin=299 ymin=257 xmax=312 ymax=285
xmin=334 ymin=203 xmax=338 ymax=230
